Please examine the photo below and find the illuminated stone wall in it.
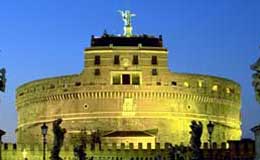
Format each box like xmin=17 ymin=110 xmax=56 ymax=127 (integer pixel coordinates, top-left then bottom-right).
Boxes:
xmin=16 ymin=46 xmax=241 ymax=146
xmin=1 ymin=143 xmax=171 ymax=160
xmin=2 ymin=142 xmax=237 ymax=160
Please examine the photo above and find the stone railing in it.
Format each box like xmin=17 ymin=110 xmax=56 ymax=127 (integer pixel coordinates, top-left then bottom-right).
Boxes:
xmin=1 ymin=141 xmax=238 ymax=160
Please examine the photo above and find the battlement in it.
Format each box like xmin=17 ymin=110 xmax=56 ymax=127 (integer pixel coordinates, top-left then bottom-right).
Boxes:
xmin=90 ymin=34 xmax=163 ymax=47
xmin=1 ymin=142 xmax=234 ymax=151
xmin=1 ymin=140 xmax=254 ymax=160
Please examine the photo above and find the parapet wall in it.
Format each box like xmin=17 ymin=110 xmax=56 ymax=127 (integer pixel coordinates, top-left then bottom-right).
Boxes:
xmin=1 ymin=142 xmax=234 ymax=160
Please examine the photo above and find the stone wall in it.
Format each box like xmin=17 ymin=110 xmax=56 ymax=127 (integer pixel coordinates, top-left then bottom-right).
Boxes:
xmin=1 ymin=142 xmax=237 ymax=160
xmin=15 ymin=46 xmax=241 ymax=145
xmin=2 ymin=140 xmax=255 ymax=160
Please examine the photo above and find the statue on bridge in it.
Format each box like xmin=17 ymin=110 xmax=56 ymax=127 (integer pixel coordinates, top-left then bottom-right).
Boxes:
xmin=190 ymin=120 xmax=203 ymax=160
xmin=251 ymin=57 xmax=260 ymax=104
xmin=50 ymin=118 xmax=66 ymax=160
xmin=0 ymin=68 xmax=6 ymax=92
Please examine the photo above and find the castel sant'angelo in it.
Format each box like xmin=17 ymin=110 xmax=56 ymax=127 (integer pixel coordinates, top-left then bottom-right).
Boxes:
xmin=16 ymin=10 xmax=241 ymax=147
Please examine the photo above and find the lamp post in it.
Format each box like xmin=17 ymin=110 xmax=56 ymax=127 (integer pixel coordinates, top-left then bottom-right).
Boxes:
xmin=207 ymin=121 xmax=215 ymax=149
xmin=207 ymin=121 xmax=215 ymax=160
xmin=41 ymin=123 xmax=48 ymax=160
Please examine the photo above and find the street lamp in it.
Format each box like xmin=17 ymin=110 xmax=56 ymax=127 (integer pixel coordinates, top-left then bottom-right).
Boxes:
xmin=207 ymin=121 xmax=214 ymax=149
xmin=41 ymin=123 xmax=48 ymax=160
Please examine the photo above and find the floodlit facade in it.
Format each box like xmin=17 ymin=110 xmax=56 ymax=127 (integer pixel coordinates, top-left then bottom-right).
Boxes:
xmin=15 ymin=12 xmax=241 ymax=147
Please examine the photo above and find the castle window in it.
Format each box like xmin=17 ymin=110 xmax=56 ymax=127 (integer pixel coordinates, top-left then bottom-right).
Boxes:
xmin=13 ymin=144 xmax=17 ymax=150
xmin=226 ymin=87 xmax=235 ymax=94
xmin=49 ymin=84 xmax=55 ymax=89
xmin=114 ymin=55 xmax=120 ymax=65
xmin=94 ymin=55 xmax=100 ymax=65
xmin=151 ymin=56 xmax=158 ymax=65
xmin=4 ymin=143 xmax=8 ymax=150
xmin=112 ymin=75 xmax=121 ymax=85
xmin=184 ymin=82 xmax=189 ymax=87
xmin=212 ymin=85 xmax=218 ymax=91
xmin=122 ymin=74 xmax=130 ymax=85
xmin=226 ymin=87 xmax=231 ymax=94
xmin=75 ymin=82 xmax=81 ymax=86
xmin=132 ymin=55 xmax=139 ymax=65
xmin=157 ymin=82 xmax=161 ymax=85
xmin=111 ymin=72 xmax=141 ymax=85
xmin=171 ymin=81 xmax=177 ymax=86
xmin=198 ymin=80 xmax=203 ymax=87
xmin=94 ymin=69 xmax=100 ymax=75
xmin=152 ymin=69 xmax=158 ymax=75
xmin=83 ymin=103 xmax=89 ymax=109
xmin=132 ymin=74 xmax=140 ymax=85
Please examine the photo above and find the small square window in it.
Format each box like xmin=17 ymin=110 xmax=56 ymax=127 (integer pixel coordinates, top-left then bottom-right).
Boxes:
xmin=151 ymin=56 xmax=158 ymax=65
xmin=94 ymin=55 xmax=100 ymax=65
xmin=112 ymin=75 xmax=120 ymax=85
xmin=132 ymin=55 xmax=139 ymax=65
xmin=132 ymin=74 xmax=140 ymax=85
xmin=75 ymin=82 xmax=81 ymax=86
xmin=94 ymin=69 xmax=100 ymax=75
xmin=152 ymin=69 xmax=158 ymax=75
xmin=114 ymin=55 xmax=120 ymax=65
xmin=198 ymin=81 xmax=203 ymax=87
xmin=184 ymin=82 xmax=189 ymax=87
xmin=122 ymin=74 xmax=130 ymax=85
xmin=171 ymin=81 xmax=177 ymax=86
xmin=212 ymin=85 xmax=218 ymax=91
xmin=226 ymin=88 xmax=231 ymax=94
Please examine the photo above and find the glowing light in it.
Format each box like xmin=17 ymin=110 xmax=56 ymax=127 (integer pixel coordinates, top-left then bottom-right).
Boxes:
xmin=184 ymin=82 xmax=189 ymax=87
xmin=198 ymin=80 xmax=203 ymax=87
xmin=226 ymin=88 xmax=231 ymax=94
xmin=212 ymin=85 xmax=218 ymax=91
xmin=22 ymin=149 xmax=27 ymax=159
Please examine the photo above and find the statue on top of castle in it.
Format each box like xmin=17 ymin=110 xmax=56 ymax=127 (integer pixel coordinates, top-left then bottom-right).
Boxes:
xmin=189 ymin=120 xmax=203 ymax=160
xmin=118 ymin=10 xmax=135 ymax=27
xmin=118 ymin=10 xmax=136 ymax=37
xmin=251 ymin=57 xmax=260 ymax=104
xmin=50 ymin=118 xmax=66 ymax=160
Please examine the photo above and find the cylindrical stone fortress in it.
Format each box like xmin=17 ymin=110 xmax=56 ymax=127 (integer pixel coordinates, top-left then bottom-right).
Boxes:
xmin=16 ymin=35 xmax=241 ymax=146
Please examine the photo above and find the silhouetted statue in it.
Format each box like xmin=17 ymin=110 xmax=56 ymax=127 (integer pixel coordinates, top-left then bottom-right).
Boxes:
xmin=90 ymin=129 xmax=101 ymax=150
xmin=189 ymin=120 xmax=203 ymax=160
xmin=168 ymin=144 xmax=185 ymax=160
xmin=74 ymin=145 xmax=86 ymax=160
xmin=0 ymin=68 xmax=6 ymax=92
xmin=251 ymin=57 xmax=260 ymax=104
xmin=50 ymin=118 xmax=66 ymax=160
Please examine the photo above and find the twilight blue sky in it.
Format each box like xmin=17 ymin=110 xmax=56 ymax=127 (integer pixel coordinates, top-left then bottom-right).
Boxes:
xmin=0 ymin=0 xmax=259 ymax=142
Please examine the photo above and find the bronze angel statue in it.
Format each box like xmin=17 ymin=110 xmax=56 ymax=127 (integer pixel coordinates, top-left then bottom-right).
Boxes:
xmin=251 ymin=57 xmax=260 ymax=104
xmin=189 ymin=120 xmax=203 ymax=160
xmin=50 ymin=118 xmax=66 ymax=160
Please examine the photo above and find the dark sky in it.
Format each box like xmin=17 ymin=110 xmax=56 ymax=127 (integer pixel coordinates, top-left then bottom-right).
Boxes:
xmin=0 ymin=0 xmax=259 ymax=142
